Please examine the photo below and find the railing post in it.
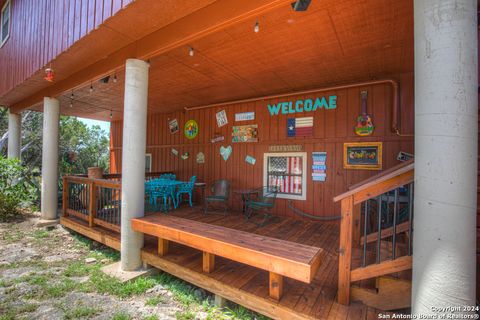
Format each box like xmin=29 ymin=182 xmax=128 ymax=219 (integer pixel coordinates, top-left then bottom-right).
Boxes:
xmin=352 ymin=204 xmax=361 ymax=246
xmin=338 ymin=195 xmax=354 ymax=305
xmin=88 ymin=181 xmax=97 ymax=227
xmin=62 ymin=176 xmax=69 ymax=217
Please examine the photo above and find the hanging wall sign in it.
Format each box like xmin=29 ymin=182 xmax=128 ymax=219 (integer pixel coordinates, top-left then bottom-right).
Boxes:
xmin=211 ymin=135 xmax=225 ymax=143
xmin=184 ymin=120 xmax=199 ymax=139
xmin=268 ymin=96 xmax=337 ymax=116
xmin=245 ymin=155 xmax=256 ymax=165
xmin=312 ymin=152 xmax=327 ymax=182
xmin=268 ymin=145 xmax=303 ymax=152
xmin=287 ymin=117 xmax=313 ymax=137
xmin=354 ymin=91 xmax=374 ymax=136
xmin=171 ymin=148 xmax=179 ymax=156
xmin=169 ymin=118 xmax=179 ymax=134
xmin=220 ymin=145 xmax=232 ymax=161
xmin=343 ymin=142 xmax=382 ymax=170
xmin=232 ymin=125 xmax=258 ymax=142
xmin=181 ymin=152 xmax=189 ymax=160
xmin=216 ymin=110 xmax=228 ymax=127
xmin=235 ymin=112 xmax=255 ymax=122
xmin=196 ymin=152 xmax=205 ymax=164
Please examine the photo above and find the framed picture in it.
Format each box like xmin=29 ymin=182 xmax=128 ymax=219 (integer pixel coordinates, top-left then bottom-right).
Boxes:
xmin=216 ymin=110 xmax=228 ymax=127
xmin=343 ymin=142 xmax=382 ymax=170
xmin=232 ymin=125 xmax=258 ymax=142
xmin=169 ymin=118 xmax=179 ymax=134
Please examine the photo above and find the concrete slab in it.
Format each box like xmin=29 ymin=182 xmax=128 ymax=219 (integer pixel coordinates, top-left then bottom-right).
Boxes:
xmin=36 ymin=219 xmax=59 ymax=228
xmin=101 ymin=261 xmax=158 ymax=283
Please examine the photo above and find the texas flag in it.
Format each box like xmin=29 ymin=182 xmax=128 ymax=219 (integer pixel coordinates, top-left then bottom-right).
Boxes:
xmin=287 ymin=117 xmax=314 ymax=137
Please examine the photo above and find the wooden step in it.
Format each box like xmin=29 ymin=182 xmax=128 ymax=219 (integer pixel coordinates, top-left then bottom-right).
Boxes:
xmin=351 ymin=276 xmax=411 ymax=311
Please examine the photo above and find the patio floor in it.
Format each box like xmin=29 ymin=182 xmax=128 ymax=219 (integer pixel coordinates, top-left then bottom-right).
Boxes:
xmin=60 ymin=206 xmax=390 ymax=320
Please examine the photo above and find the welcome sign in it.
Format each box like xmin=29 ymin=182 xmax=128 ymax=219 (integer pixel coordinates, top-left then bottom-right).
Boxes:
xmin=268 ymin=96 xmax=337 ymax=116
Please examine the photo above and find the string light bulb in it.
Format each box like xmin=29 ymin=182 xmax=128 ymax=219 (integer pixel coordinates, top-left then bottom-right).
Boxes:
xmin=89 ymin=83 xmax=94 ymax=93
xmin=70 ymin=91 xmax=74 ymax=99
xmin=113 ymin=73 xmax=117 ymax=83
xmin=110 ymin=110 xmax=113 ymax=119
xmin=254 ymin=20 xmax=260 ymax=33
xmin=69 ymin=101 xmax=73 ymax=108
xmin=188 ymin=46 xmax=194 ymax=57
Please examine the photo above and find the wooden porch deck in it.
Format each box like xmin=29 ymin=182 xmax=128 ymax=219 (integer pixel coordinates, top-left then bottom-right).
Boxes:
xmin=60 ymin=207 xmax=390 ymax=320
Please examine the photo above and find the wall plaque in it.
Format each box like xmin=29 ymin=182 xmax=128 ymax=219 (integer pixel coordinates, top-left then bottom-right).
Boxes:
xmin=343 ymin=142 xmax=382 ymax=170
xmin=268 ymin=145 xmax=303 ymax=152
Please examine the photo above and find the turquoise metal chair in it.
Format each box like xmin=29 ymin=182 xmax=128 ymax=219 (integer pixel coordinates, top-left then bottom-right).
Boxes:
xmin=245 ymin=186 xmax=279 ymax=226
xmin=204 ymin=180 xmax=230 ymax=215
xmin=176 ymin=176 xmax=197 ymax=207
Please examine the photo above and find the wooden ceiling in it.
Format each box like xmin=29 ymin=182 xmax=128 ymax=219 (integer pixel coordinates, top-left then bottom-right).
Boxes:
xmin=32 ymin=0 xmax=413 ymax=121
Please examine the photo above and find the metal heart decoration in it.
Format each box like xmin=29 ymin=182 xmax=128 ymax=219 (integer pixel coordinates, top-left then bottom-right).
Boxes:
xmin=220 ymin=145 xmax=232 ymax=161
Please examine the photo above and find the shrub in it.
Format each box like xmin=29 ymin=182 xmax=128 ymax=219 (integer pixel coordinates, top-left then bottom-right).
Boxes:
xmin=0 ymin=157 xmax=38 ymax=221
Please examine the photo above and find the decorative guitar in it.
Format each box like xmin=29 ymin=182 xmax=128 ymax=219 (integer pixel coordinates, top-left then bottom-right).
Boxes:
xmin=354 ymin=90 xmax=374 ymax=136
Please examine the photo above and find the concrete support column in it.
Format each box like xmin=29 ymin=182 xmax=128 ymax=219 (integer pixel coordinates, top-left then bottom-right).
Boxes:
xmin=413 ymin=0 xmax=477 ymax=315
xmin=41 ymin=97 xmax=60 ymax=220
xmin=120 ymin=59 xmax=149 ymax=271
xmin=7 ymin=110 xmax=21 ymax=159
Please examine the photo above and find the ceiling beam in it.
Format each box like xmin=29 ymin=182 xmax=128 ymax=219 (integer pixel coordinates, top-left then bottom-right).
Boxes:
xmin=10 ymin=0 xmax=292 ymax=113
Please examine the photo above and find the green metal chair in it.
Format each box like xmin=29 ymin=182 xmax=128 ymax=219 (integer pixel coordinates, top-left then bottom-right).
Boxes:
xmin=204 ymin=180 xmax=230 ymax=215
xmin=245 ymin=186 xmax=279 ymax=226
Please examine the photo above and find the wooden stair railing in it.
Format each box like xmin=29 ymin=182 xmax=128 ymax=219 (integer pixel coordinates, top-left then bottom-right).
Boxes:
xmin=333 ymin=160 xmax=414 ymax=305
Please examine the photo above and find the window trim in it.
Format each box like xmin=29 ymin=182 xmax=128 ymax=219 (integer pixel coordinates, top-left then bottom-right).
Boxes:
xmin=263 ymin=152 xmax=307 ymax=201
xmin=0 ymin=0 xmax=11 ymax=48
xmin=145 ymin=153 xmax=152 ymax=173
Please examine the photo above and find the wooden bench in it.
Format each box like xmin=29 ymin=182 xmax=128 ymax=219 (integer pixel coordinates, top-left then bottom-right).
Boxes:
xmin=131 ymin=215 xmax=324 ymax=300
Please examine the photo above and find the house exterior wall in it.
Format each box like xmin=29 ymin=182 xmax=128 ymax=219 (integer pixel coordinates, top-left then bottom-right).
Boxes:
xmin=110 ymin=73 xmax=414 ymax=218
xmin=0 ymin=0 xmax=133 ymax=97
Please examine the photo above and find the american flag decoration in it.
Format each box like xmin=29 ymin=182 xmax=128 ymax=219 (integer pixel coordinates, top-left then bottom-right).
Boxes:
xmin=287 ymin=117 xmax=313 ymax=137
xmin=268 ymin=156 xmax=303 ymax=194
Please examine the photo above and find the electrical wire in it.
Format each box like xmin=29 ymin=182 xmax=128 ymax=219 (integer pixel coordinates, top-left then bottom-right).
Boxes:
xmin=287 ymin=200 xmax=341 ymax=221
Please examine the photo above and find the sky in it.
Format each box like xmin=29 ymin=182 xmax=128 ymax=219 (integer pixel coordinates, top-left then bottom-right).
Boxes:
xmin=78 ymin=117 xmax=110 ymax=134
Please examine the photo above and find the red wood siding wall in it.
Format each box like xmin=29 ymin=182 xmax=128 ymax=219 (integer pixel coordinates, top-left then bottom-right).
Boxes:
xmin=0 ymin=0 xmax=132 ymax=97
xmin=110 ymin=73 xmax=414 ymax=218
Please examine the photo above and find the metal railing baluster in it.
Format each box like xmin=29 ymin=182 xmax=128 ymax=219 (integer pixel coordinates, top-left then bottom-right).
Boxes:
xmin=408 ymin=183 xmax=414 ymax=256
xmin=392 ymin=188 xmax=398 ymax=260
xmin=376 ymin=195 xmax=382 ymax=264
xmin=362 ymin=200 xmax=369 ymax=267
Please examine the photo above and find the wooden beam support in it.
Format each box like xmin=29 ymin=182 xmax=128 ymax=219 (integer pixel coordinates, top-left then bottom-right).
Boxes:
xmin=158 ymin=238 xmax=169 ymax=256
xmin=350 ymin=256 xmax=412 ymax=282
xmin=10 ymin=0 xmax=292 ymax=113
xmin=203 ymin=252 xmax=215 ymax=273
xmin=88 ymin=182 xmax=97 ymax=227
xmin=337 ymin=196 xmax=353 ymax=305
xmin=269 ymin=272 xmax=283 ymax=301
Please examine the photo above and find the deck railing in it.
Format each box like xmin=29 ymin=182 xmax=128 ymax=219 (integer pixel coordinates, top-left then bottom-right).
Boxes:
xmin=62 ymin=172 xmax=171 ymax=233
xmin=333 ymin=160 xmax=414 ymax=305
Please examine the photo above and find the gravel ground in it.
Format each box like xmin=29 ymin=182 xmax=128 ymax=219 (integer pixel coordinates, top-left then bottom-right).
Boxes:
xmin=0 ymin=212 xmax=188 ymax=320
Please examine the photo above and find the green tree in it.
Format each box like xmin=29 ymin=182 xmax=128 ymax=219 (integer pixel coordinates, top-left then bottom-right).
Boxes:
xmin=0 ymin=108 xmax=110 ymax=204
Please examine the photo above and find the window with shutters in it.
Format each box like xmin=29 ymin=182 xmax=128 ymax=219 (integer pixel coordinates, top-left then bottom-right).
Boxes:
xmin=263 ymin=152 xmax=307 ymax=200
xmin=0 ymin=0 xmax=11 ymax=47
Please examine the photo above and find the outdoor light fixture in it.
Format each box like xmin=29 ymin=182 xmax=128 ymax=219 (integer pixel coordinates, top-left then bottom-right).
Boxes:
xmin=89 ymin=83 xmax=94 ymax=93
xmin=113 ymin=73 xmax=118 ymax=83
xmin=189 ymin=46 xmax=194 ymax=57
xmin=254 ymin=20 xmax=260 ymax=33
xmin=291 ymin=0 xmax=311 ymax=11
xmin=70 ymin=91 xmax=74 ymax=99
xmin=44 ymin=67 xmax=55 ymax=82
xmin=69 ymin=100 xmax=73 ymax=108
xmin=110 ymin=110 xmax=113 ymax=119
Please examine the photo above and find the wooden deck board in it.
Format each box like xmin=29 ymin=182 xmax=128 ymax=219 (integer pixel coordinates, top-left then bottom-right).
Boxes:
xmin=60 ymin=207 xmax=390 ymax=320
